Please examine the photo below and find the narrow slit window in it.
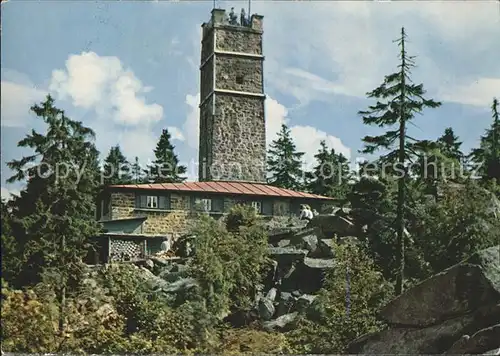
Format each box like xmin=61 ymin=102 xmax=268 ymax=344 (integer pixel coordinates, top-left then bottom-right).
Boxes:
xmin=236 ymin=75 xmax=244 ymax=84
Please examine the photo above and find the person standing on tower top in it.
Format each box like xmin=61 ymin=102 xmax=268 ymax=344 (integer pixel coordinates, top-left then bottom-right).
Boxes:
xmin=229 ymin=7 xmax=237 ymax=25
xmin=240 ymin=8 xmax=246 ymax=26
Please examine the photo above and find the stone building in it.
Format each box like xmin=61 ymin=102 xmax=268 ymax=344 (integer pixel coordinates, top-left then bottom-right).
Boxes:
xmin=90 ymin=9 xmax=337 ymax=264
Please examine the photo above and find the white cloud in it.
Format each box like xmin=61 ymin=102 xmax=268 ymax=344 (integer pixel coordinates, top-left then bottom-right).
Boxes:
xmin=167 ymin=126 xmax=185 ymax=141
xmin=265 ymin=97 xmax=288 ymax=147
xmin=258 ymin=2 xmax=500 ymax=106
xmin=183 ymin=93 xmax=200 ymax=150
xmin=266 ymin=97 xmax=351 ymax=169
xmin=438 ymin=78 xmax=500 ymax=107
xmin=0 ymin=81 xmax=46 ymax=127
xmin=117 ymin=128 xmax=158 ymax=164
xmin=49 ymin=51 xmax=163 ymax=126
xmin=1 ymin=186 xmax=20 ymax=201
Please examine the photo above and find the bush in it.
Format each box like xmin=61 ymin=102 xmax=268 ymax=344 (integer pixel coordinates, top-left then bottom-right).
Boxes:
xmin=286 ymin=242 xmax=393 ymax=353
xmin=190 ymin=211 xmax=268 ymax=317
xmin=225 ymin=204 xmax=259 ymax=232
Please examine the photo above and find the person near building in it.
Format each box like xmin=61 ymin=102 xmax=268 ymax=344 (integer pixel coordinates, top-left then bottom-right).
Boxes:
xmin=299 ymin=204 xmax=314 ymax=221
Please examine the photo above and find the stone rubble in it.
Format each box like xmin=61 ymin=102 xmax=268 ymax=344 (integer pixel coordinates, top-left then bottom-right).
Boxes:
xmin=116 ymin=210 xmax=359 ymax=330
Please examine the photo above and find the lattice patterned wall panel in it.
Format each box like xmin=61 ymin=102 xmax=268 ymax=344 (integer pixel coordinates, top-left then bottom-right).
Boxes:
xmin=109 ymin=238 xmax=144 ymax=261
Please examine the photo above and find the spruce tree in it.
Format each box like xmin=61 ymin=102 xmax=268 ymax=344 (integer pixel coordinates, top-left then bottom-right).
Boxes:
xmin=102 ymin=145 xmax=132 ymax=185
xmin=146 ymin=129 xmax=186 ymax=183
xmin=412 ymin=128 xmax=465 ymax=197
xmin=358 ymin=28 xmax=441 ymax=295
xmin=6 ymin=95 xmax=101 ymax=332
xmin=307 ymin=140 xmax=350 ymax=199
xmin=470 ymin=98 xmax=500 ymax=184
xmin=437 ymin=127 xmax=463 ymax=162
xmin=131 ymin=156 xmax=146 ymax=184
xmin=267 ymin=124 xmax=305 ymax=190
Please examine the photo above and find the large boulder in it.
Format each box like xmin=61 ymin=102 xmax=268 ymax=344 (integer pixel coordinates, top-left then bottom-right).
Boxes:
xmin=308 ymin=214 xmax=356 ymax=237
xmin=348 ymin=302 xmax=500 ymax=354
xmin=268 ymin=247 xmax=308 ymax=264
xmin=262 ymin=312 xmax=298 ymax=332
xmin=314 ymin=238 xmax=335 ymax=258
xmin=258 ymin=298 xmax=275 ymax=321
xmin=293 ymin=258 xmax=335 ymax=294
xmin=276 ymin=292 xmax=296 ymax=317
xmin=289 ymin=228 xmax=320 ymax=253
xmin=379 ymin=246 xmax=500 ymax=327
xmin=348 ymin=246 xmax=500 ymax=354
xmin=446 ymin=324 xmax=500 ymax=354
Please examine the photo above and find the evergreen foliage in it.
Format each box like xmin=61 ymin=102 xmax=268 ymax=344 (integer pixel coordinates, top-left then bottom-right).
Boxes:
xmin=286 ymin=243 xmax=393 ymax=353
xmin=102 ymin=145 xmax=132 ymax=185
xmin=146 ymin=129 xmax=187 ymax=183
xmin=307 ymin=140 xmax=351 ymax=199
xmin=267 ymin=124 xmax=305 ymax=190
xmin=470 ymin=98 xmax=500 ymax=184
xmin=5 ymin=96 xmax=102 ymax=333
xmin=358 ymin=28 xmax=441 ymax=294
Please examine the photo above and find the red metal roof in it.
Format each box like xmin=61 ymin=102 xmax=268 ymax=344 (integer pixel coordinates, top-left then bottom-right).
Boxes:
xmin=108 ymin=181 xmax=334 ymax=200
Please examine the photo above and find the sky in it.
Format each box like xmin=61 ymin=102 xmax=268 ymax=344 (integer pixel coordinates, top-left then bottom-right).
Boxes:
xmin=1 ymin=0 xmax=500 ymax=200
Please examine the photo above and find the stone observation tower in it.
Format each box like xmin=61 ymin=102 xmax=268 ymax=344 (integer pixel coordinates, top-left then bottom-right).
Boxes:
xmin=198 ymin=8 xmax=266 ymax=182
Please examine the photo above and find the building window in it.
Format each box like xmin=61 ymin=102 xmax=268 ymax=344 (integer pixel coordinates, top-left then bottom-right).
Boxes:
xmin=147 ymin=196 xmax=158 ymax=209
xmin=194 ymin=198 xmax=212 ymax=212
xmin=236 ymin=75 xmax=244 ymax=84
xmin=101 ymin=197 xmax=110 ymax=219
xmin=250 ymin=201 xmax=262 ymax=213
xmin=136 ymin=194 xmax=170 ymax=210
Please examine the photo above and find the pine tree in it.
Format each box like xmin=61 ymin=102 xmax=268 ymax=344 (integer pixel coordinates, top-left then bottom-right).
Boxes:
xmin=146 ymin=129 xmax=186 ymax=183
xmin=131 ymin=156 xmax=146 ymax=184
xmin=470 ymin=98 xmax=500 ymax=184
xmin=437 ymin=127 xmax=463 ymax=162
xmin=6 ymin=95 xmax=101 ymax=332
xmin=267 ymin=124 xmax=305 ymax=190
xmin=307 ymin=140 xmax=350 ymax=199
xmin=102 ymin=145 xmax=132 ymax=185
xmin=358 ymin=28 xmax=441 ymax=295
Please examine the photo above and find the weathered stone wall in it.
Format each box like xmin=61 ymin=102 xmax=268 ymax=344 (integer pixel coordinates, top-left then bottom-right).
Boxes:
xmin=142 ymin=210 xmax=189 ymax=236
xmin=215 ymin=28 xmax=262 ymax=54
xmin=200 ymin=57 xmax=213 ymax=100
xmin=170 ymin=194 xmax=191 ymax=210
xmin=209 ymin=94 xmax=266 ymax=181
xmin=273 ymin=200 xmax=291 ymax=216
xmin=198 ymin=97 xmax=214 ymax=181
xmin=111 ymin=192 xmax=135 ymax=220
xmin=201 ymin=31 xmax=214 ymax=62
xmin=215 ymin=56 xmax=262 ymax=93
xmin=110 ymin=192 xmax=190 ymax=236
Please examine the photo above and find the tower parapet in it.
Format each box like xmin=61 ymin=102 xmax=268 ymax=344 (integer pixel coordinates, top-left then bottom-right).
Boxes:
xmin=202 ymin=8 xmax=263 ymax=34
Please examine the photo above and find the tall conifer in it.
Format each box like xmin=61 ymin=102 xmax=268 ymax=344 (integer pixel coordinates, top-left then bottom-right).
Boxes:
xmin=358 ymin=28 xmax=441 ymax=295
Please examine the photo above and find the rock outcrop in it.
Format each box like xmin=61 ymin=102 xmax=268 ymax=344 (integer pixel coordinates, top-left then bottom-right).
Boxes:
xmin=251 ymin=212 xmax=359 ymax=329
xmin=119 ymin=211 xmax=358 ymax=330
xmin=347 ymin=246 xmax=500 ymax=354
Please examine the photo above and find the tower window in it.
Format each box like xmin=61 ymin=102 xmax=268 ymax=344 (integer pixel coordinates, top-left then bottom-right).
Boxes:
xmin=236 ymin=75 xmax=244 ymax=84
